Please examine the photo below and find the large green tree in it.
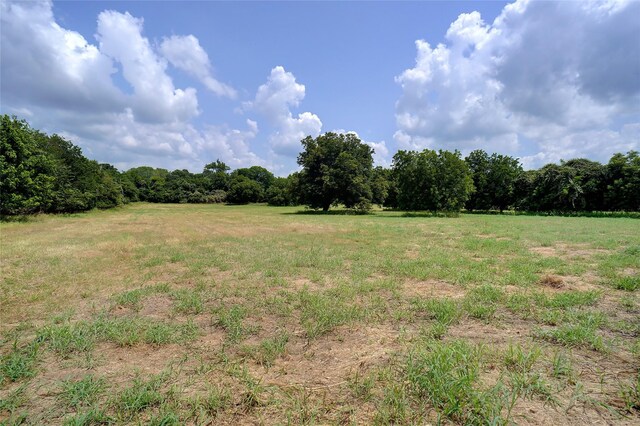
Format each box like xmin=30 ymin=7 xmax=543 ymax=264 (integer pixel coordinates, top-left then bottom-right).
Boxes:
xmin=0 ymin=116 xmax=54 ymax=215
xmin=297 ymin=132 xmax=374 ymax=211
xmin=526 ymin=164 xmax=583 ymax=211
xmin=562 ymin=158 xmax=606 ymax=211
xmin=202 ymin=160 xmax=230 ymax=192
xmin=604 ymin=151 xmax=640 ymax=211
xmin=393 ymin=149 xmax=474 ymax=212
xmin=466 ymin=150 xmax=522 ymax=211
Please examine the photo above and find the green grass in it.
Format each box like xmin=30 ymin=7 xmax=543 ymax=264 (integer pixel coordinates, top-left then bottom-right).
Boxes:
xmin=212 ymin=305 xmax=255 ymax=343
xmin=113 ymin=374 xmax=166 ymax=420
xmin=0 ymin=384 xmax=28 ymax=414
xmin=615 ymin=276 xmax=640 ymax=292
xmin=298 ymin=289 xmax=363 ymax=339
xmin=59 ymin=375 xmax=106 ymax=408
xmin=188 ymin=386 xmax=232 ymax=421
xmin=535 ymin=322 xmax=607 ymax=352
xmin=241 ymin=331 xmax=289 ymax=366
xmin=406 ymin=340 xmax=511 ymax=425
xmin=1 ymin=203 xmax=639 ymax=424
xmin=38 ymin=322 xmax=96 ymax=357
xmin=172 ymin=289 xmax=204 ymax=314
xmin=1 ymin=341 xmax=39 ymax=383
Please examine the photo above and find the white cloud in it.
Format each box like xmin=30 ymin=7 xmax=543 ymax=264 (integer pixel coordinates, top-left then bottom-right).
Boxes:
xmin=0 ymin=0 xmax=261 ymax=172
xmin=160 ymin=35 xmax=236 ymax=99
xmin=395 ymin=0 xmax=640 ymax=168
xmin=0 ymin=0 xmax=123 ymax=112
xmin=96 ymin=10 xmax=199 ymax=124
xmin=250 ymin=66 xmax=322 ymax=157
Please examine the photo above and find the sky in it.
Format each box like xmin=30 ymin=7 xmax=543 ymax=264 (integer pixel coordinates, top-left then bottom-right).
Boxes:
xmin=1 ymin=0 xmax=639 ymax=175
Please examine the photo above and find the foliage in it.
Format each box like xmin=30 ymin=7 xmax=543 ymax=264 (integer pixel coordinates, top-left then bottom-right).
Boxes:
xmin=1 ymin=115 xmax=127 ymax=215
xmin=2 ymin=115 xmax=640 ymax=215
xmin=393 ymin=149 xmax=474 ymax=212
xmin=266 ymin=175 xmax=299 ymax=206
xmin=466 ymin=150 xmax=522 ymax=211
xmin=0 ymin=115 xmax=54 ymax=215
xmin=226 ymin=175 xmax=264 ymax=204
xmin=231 ymin=166 xmax=275 ymax=195
xmin=604 ymin=151 xmax=640 ymax=211
xmin=297 ymin=132 xmax=374 ymax=211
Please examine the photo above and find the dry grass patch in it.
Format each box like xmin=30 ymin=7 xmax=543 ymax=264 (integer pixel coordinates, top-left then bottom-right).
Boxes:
xmin=530 ymin=243 xmax=610 ymax=260
xmin=402 ymin=279 xmax=467 ymax=299
xmin=539 ymin=274 xmax=565 ymax=289
xmin=254 ymin=324 xmax=400 ymax=389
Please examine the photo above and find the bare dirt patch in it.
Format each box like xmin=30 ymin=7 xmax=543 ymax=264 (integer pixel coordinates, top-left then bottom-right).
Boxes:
xmin=403 ymin=279 xmax=467 ymax=299
xmin=285 ymin=277 xmax=324 ymax=292
xmin=93 ymin=343 xmax=187 ymax=385
xmin=448 ymin=317 xmax=531 ymax=345
xmin=530 ymin=243 xmax=610 ymax=260
xmin=139 ymin=295 xmax=174 ymax=320
xmin=252 ymin=323 xmax=400 ymax=389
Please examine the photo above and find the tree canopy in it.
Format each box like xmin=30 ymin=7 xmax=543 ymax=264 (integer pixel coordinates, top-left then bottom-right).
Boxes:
xmin=392 ymin=149 xmax=474 ymax=212
xmin=297 ymin=132 xmax=374 ymax=211
xmin=2 ymin=115 xmax=639 ymax=216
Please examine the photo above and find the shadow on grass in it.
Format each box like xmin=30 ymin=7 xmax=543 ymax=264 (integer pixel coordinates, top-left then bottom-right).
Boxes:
xmin=283 ymin=209 xmax=372 ymax=216
xmin=0 ymin=215 xmax=32 ymax=223
xmin=401 ymin=211 xmax=461 ymax=218
xmin=463 ymin=209 xmax=640 ymax=219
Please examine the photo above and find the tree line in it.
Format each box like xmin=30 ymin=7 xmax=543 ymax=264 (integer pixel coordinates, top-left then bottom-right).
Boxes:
xmin=1 ymin=115 xmax=638 ymax=216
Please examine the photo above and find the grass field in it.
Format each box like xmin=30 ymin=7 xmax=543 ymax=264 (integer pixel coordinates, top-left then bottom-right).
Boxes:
xmin=1 ymin=203 xmax=639 ymax=425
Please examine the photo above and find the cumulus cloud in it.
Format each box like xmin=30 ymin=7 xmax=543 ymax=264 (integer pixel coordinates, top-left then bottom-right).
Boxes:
xmin=96 ymin=10 xmax=199 ymax=123
xmin=395 ymin=0 xmax=640 ymax=168
xmin=250 ymin=66 xmax=322 ymax=157
xmin=0 ymin=0 xmax=260 ymax=171
xmin=160 ymin=35 xmax=237 ymax=99
xmin=0 ymin=0 xmax=123 ymax=112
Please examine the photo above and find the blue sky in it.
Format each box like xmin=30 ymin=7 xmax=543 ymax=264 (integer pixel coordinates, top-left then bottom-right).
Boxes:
xmin=1 ymin=1 xmax=638 ymax=174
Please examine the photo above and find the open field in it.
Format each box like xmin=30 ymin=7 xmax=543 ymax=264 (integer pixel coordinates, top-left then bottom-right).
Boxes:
xmin=1 ymin=203 xmax=639 ymax=425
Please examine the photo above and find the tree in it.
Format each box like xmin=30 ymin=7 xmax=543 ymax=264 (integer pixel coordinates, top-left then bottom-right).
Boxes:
xmin=527 ymin=164 xmax=583 ymax=211
xmin=232 ymin=166 xmax=275 ymax=195
xmin=466 ymin=150 xmax=522 ymax=211
xmin=371 ymin=166 xmax=391 ymax=207
xmin=0 ymin=115 xmax=54 ymax=215
xmin=393 ymin=149 xmax=474 ymax=212
xmin=266 ymin=175 xmax=299 ymax=206
xmin=297 ymin=132 xmax=374 ymax=211
xmin=604 ymin=151 xmax=640 ymax=211
xmin=226 ymin=175 xmax=263 ymax=204
xmin=465 ymin=149 xmax=491 ymax=210
xmin=203 ymin=160 xmax=230 ymax=191
xmin=562 ymin=158 xmax=605 ymax=211
xmin=124 ymin=167 xmax=169 ymax=202
xmin=512 ymin=170 xmax=537 ymax=210
xmin=164 ymin=169 xmax=198 ymax=203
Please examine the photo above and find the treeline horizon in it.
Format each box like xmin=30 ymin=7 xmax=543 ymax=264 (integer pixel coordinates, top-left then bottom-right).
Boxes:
xmin=1 ymin=115 xmax=639 ymax=216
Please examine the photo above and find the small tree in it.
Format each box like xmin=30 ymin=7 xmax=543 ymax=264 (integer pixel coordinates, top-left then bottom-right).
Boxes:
xmin=297 ymin=132 xmax=374 ymax=211
xmin=226 ymin=175 xmax=263 ymax=204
